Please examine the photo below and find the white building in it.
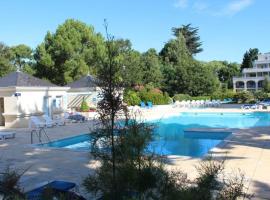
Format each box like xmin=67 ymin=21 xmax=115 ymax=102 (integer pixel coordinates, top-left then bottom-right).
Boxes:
xmin=233 ymin=53 xmax=270 ymax=92
xmin=0 ymin=71 xmax=70 ymax=128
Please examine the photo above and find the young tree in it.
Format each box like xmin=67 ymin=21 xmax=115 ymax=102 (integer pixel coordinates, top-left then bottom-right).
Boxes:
xmin=241 ymin=48 xmax=259 ymax=71
xmin=172 ymin=23 xmax=203 ymax=55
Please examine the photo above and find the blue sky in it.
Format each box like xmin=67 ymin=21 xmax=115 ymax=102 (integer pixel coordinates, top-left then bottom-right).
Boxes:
xmin=0 ymin=0 xmax=269 ymax=63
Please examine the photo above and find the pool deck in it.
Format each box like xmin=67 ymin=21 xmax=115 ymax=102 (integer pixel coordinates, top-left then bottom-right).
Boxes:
xmin=1 ymin=106 xmax=270 ymax=199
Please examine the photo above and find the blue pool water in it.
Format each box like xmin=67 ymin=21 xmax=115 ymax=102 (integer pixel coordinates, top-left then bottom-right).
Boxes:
xmin=40 ymin=112 xmax=270 ymax=157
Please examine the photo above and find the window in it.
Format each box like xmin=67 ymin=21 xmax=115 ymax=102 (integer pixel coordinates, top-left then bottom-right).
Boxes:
xmin=53 ymin=96 xmax=62 ymax=108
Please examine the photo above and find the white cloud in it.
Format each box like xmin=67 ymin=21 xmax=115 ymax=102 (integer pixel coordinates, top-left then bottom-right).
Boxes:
xmin=225 ymin=0 xmax=254 ymax=15
xmin=173 ymin=0 xmax=254 ymax=16
xmin=174 ymin=0 xmax=188 ymax=9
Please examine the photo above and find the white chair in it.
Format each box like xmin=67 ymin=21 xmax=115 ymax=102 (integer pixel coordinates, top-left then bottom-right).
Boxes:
xmin=42 ymin=115 xmax=57 ymax=127
xmin=29 ymin=116 xmax=46 ymax=129
xmin=54 ymin=115 xmax=66 ymax=126
xmin=0 ymin=132 xmax=16 ymax=140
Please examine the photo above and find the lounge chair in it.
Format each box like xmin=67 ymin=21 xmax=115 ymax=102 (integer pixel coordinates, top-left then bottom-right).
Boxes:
xmin=53 ymin=115 xmax=66 ymax=126
xmin=29 ymin=116 xmax=46 ymax=129
xmin=43 ymin=115 xmax=57 ymax=127
xmin=147 ymin=101 xmax=153 ymax=108
xmin=241 ymin=104 xmax=258 ymax=110
xmin=67 ymin=113 xmax=86 ymax=123
xmin=0 ymin=131 xmax=16 ymax=141
xmin=26 ymin=180 xmax=86 ymax=200
xmin=140 ymin=101 xmax=146 ymax=108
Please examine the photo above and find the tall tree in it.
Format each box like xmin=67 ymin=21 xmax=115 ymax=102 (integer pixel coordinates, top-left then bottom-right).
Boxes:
xmin=140 ymin=48 xmax=163 ymax=87
xmin=10 ymin=44 xmax=34 ymax=74
xmin=34 ymin=19 xmax=105 ymax=85
xmin=0 ymin=43 xmax=14 ymax=77
xmin=172 ymin=23 xmax=203 ymax=55
xmin=241 ymin=48 xmax=259 ymax=71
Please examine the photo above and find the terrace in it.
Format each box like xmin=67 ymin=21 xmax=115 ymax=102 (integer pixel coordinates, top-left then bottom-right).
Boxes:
xmin=1 ymin=106 xmax=270 ymax=199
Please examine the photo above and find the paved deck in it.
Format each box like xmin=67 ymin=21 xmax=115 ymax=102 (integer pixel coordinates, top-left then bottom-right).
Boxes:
xmin=0 ymin=107 xmax=270 ymax=199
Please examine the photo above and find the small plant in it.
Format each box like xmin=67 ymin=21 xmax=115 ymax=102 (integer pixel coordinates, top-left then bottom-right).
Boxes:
xmin=0 ymin=166 xmax=27 ymax=200
xmin=80 ymin=98 xmax=89 ymax=112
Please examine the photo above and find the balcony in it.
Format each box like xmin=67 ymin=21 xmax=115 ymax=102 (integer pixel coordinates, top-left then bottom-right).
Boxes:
xmin=242 ymin=67 xmax=270 ymax=73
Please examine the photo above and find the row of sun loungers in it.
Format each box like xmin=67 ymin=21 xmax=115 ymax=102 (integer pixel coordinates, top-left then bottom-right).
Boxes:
xmin=173 ymin=100 xmax=221 ymax=108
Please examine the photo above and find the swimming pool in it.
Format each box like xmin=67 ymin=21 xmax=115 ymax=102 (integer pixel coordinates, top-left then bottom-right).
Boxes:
xmin=40 ymin=112 xmax=270 ymax=157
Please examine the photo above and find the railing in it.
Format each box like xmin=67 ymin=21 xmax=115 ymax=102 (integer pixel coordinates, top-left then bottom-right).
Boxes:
xmin=30 ymin=127 xmax=51 ymax=144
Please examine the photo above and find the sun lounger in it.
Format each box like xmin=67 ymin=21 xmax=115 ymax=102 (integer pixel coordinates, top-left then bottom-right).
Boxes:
xmin=29 ymin=116 xmax=47 ymax=129
xmin=140 ymin=101 xmax=146 ymax=108
xmin=53 ymin=115 xmax=66 ymax=126
xmin=26 ymin=180 xmax=86 ymax=200
xmin=43 ymin=115 xmax=57 ymax=127
xmin=241 ymin=104 xmax=258 ymax=110
xmin=0 ymin=131 xmax=16 ymax=140
xmin=147 ymin=101 xmax=153 ymax=108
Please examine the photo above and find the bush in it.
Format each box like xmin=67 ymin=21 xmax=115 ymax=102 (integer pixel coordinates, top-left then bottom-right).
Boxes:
xmin=124 ymin=90 xmax=141 ymax=106
xmin=234 ymin=91 xmax=254 ymax=103
xmin=80 ymin=98 xmax=89 ymax=112
xmin=211 ymin=89 xmax=236 ymax=100
xmin=173 ymin=94 xmax=191 ymax=101
xmin=254 ymin=91 xmax=268 ymax=101
xmin=139 ymin=89 xmax=170 ymax=105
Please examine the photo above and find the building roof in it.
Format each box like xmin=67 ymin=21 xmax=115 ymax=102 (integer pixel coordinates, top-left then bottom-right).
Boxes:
xmin=0 ymin=71 xmax=58 ymax=87
xmin=66 ymin=75 xmax=97 ymax=88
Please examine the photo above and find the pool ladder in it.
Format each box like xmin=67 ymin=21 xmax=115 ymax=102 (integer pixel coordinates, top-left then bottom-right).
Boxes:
xmin=30 ymin=127 xmax=51 ymax=144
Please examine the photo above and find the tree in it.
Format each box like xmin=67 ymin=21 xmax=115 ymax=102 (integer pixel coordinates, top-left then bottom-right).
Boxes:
xmin=241 ymin=48 xmax=259 ymax=71
xmin=160 ymin=33 xmax=218 ymax=96
xmin=205 ymin=61 xmax=240 ymax=89
xmin=262 ymin=77 xmax=270 ymax=92
xmin=10 ymin=44 xmax=34 ymax=74
xmin=140 ymin=48 xmax=163 ymax=87
xmin=34 ymin=19 xmax=105 ymax=85
xmin=172 ymin=23 xmax=203 ymax=55
xmin=0 ymin=42 xmax=14 ymax=77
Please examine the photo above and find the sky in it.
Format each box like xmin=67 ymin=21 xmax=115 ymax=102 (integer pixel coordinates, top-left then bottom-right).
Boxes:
xmin=0 ymin=0 xmax=269 ymax=63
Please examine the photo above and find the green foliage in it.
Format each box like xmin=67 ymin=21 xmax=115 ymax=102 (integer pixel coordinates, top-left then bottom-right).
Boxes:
xmin=34 ymin=19 xmax=106 ymax=85
xmin=262 ymin=77 xmax=270 ymax=92
xmin=253 ymin=90 xmax=268 ymax=101
xmin=138 ymin=89 xmax=170 ymax=105
xmin=160 ymin=34 xmax=219 ymax=96
xmin=140 ymin=48 xmax=163 ymax=87
xmin=10 ymin=44 xmax=34 ymax=73
xmin=0 ymin=167 xmax=26 ymax=200
xmin=124 ymin=90 xmax=141 ymax=106
xmin=241 ymin=48 xmax=259 ymax=71
xmin=80 ymin=98 xmax=89 ymax=112
xmin=234 ymin=91 xmax=254 ymax=103
xmin=172 ymin=23 xmax=203 ymax=55
xmin=211 ymin=89 xmax=236 ymax=100
xmin=0 ymin=42 xmax=15 ymax=77
xmin=173 ymin=93 xmax=191 ymax=101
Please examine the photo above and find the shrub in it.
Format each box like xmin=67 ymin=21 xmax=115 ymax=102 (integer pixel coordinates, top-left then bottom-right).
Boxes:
xmin=234 ymin=91 xmax=254 ymax=103
xmin=211 ymin=89 xmax=236 ymax=100
xmin=253 ymin=91 xmax=268 ymax=101
xmin=138 ymin=89 xmax=170 ymax=105
xmin=173 ymin=94 xmax=191 ymax=101
xmin=124 ymin=90 xmax=141 ymax=106
xmin=80 ymin=98 xmax=89 ymax=112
